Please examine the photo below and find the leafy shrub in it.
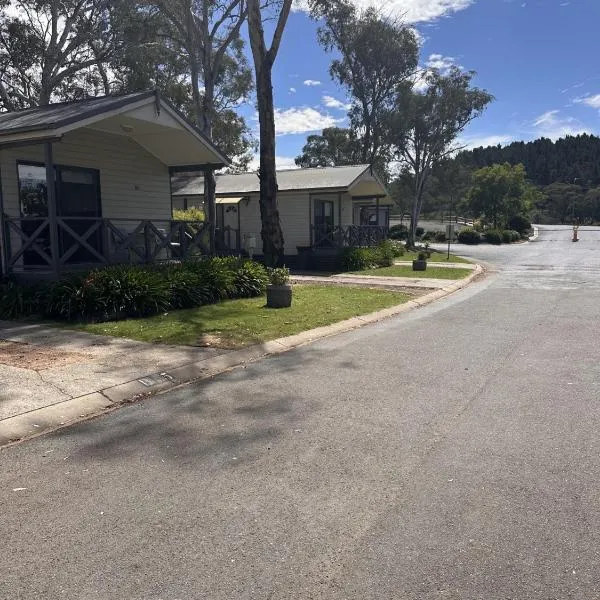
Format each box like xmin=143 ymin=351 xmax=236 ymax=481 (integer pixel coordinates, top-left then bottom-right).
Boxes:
xmin=417 ymin=252 xmax=427 ymax=261
xmin=233 ymin=260 xmax=268 ymax=296
xmin=162 ymin=264 xmax=213 ymax=309
xmin=172 ymin=207 xmax=205 ymax=221
xmin=458 ymin=227 xmax=481 ymax=245
xmin=376 ymin=240 xmax=398 ymax=266
xmin=415 ymin=226 xmax=425 ymax=238
xmin=388 ymin=224 xmax=408 ymax=240
xmin=267 ymin=266 xmax=290 ymax=286
xmin=382 ymin=239 xmax=405 ymax=257
xmin=339 ymin=247 xmax=380 ymax=271
xmin=434 ymin=231 xmax=447 ymax=243
xmin=0 ymin=279 xmax=38 ymax=319
xmin=502 ymin=230 xmax=512 ymax=244
xmin=45 ymin=266 xmax=172 ymax=320
xmin=484 ymin=229 xmax=503 ymax=245
xmin=507 ymin=214 xmax=531 ymax=235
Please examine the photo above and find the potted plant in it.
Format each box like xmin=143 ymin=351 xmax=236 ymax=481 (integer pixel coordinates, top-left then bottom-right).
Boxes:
xmin=266 ymin=266 xmax=292 ymax=308
xmin=412 ymin=251 xmax=427 ymax=272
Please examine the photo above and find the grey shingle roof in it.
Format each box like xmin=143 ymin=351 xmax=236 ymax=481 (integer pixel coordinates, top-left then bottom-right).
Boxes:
xmin=0 ymin=91 xmax=155 ymax=135
xmin=172 ymin=164 xmax=375 ymax=196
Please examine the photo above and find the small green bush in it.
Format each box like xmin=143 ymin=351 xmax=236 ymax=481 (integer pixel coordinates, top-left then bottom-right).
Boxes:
xmin=434 ymin=231 xmax=447 ymax=243
xmin=415 ymin=226 xmax=425 ymax=238
xmin=339 ymin=247 xmax=379 ymax=271
xmin=507 ymin=215 xmax=531 ymax=235
xmin=484 ymin=229 xmax=503 ymax=245
xmin=458 ymin=227 xmax=481 ymax=245
xmin=267 ymin=266 xmax=290 ymax=286
xmin=233 ymin=260 xmax=268 ymax=296
xmin=376 ymin=240 xmax=397 ymax=266
xmin=388 ymin=224 xmax=408 ymax=240
xmin=502 ymin=230 xmax=512 ymax=244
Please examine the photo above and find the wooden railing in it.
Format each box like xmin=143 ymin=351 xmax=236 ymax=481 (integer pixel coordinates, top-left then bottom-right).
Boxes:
xmin=2 ymin=215 xmax=241 ymax=275
xmin=311 ymin=225 xmax=388 ymax=248
xmin=441 ymin=215 xmax=474 ymax=226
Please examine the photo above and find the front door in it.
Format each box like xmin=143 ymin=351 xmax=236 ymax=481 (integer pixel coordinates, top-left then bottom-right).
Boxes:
xmin=57 ymin=167 xmax=102 ymax=264
xmin=313 ymin=199 xmax=335 ymax=246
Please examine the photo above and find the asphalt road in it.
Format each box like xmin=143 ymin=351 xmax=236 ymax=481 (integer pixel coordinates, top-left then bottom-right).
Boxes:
xmin=3 ymin=225 xmax=600 ymax=599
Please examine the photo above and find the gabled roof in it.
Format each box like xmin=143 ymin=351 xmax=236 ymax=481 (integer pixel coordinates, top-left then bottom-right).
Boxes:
xmin=0 ymin=91 xmax=230 ymax=167
xmin=0 ymin=91 xmax=156 ymax=134
xmin=172 ymin=164 xmax=387 ymax=196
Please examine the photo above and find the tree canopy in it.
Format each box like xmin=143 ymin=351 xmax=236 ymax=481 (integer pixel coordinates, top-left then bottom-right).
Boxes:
xmin=466 ymin=163 xmax=534 ymax=228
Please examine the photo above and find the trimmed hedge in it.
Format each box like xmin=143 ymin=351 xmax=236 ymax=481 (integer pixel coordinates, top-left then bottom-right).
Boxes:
xmin=457 ymin=227 xmax=481 ymax=245
xmin=484 ymin=229 xmax=504 ymax=245
xmin=0 ymin=258 xmax=268 ymax=322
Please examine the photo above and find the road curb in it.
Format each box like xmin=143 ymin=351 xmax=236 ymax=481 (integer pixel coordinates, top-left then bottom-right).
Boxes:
xmin=0 ymin=264 xmax=484 ymax=447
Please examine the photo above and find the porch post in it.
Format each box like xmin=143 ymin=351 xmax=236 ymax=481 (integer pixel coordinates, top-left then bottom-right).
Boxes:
xmin=45 ymin=142 xmax=60 ymax=276
xmin=375 ymin=197 xmax=380 ymax=226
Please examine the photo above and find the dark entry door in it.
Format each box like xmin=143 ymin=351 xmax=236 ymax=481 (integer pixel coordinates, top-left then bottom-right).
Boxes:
xmin=313 ymin=199 xmax=335 ymax=246
xmin=57 ymin=167 xmax=102 ymax=264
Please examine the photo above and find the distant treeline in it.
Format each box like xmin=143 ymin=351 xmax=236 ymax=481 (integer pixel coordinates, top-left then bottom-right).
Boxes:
xmin=458 ymin=134 xmax=600 ymax=187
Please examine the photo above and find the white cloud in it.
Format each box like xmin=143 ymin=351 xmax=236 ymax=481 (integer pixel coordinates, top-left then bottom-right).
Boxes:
xmin=459 ymin=134 xmax=513 ymax=150
xmin=532 ymin=110 xmax=589 ymax=140
xmin=574 ymin=94 xmax=600 ymax=110
xmin=412 ymin=54 xmax=462 ymax=92
xmin=293 ymin=0 xmax=474 ymax=23
xmin=303 ymin=79 xmax=322 ymax=87
xmin=425 ymin=53 xmax=462 ymax=73
xmin=247 ymin=155 xmax=300 ymax=171
xmin=274 ymin=107 xmax=343 ymax=135
xmin=322 ymin=95 xmax=352 ymax=111
xmin=289 ymin=87 xmax=297 ymax=93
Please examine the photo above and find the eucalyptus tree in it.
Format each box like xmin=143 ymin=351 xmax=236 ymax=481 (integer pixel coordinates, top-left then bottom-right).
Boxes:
xmin=310 ymin=0 xmax=419 ymax=169
xmin=389 ymin=67 xmax=493 ymax=246
xmin=0 ymin=0 xmax=125 ymax=110
xmin=247 ymin=0 xmax=292 ymax=266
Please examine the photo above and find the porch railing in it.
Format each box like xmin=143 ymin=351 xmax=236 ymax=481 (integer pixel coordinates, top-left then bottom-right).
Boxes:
xmin=311 ymin=225 xmax=388 ymax=249
xmin=2 ymin=215 xmax=241 ymax=275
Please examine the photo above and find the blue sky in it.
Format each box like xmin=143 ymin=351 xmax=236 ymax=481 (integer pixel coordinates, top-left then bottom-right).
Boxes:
xmin=240 ymin=0 xmax=600 ymax=169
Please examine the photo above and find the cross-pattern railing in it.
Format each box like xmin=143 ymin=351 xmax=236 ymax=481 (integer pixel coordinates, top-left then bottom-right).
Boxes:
xmin=311 ymin=225 xmax=388 ymax=248
xmin=1 ymin=216 xmax=240 ymax=275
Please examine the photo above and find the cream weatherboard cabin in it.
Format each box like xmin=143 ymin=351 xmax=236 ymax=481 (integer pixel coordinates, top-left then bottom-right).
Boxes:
xmin=0 ymin=91 xmax=228 ymax=280
xmin=171 ymin=164 xmax=393 ymax=266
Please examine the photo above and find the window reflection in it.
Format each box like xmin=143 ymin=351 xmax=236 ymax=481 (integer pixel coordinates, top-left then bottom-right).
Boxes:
xmin=18 ymin=164 xmax=48 ymax=217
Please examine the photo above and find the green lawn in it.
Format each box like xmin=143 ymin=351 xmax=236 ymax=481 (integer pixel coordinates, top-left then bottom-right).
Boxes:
xmin=400 ymin=251 xmax=471 ymax=264
xmin=73 ymin=285 xmax=411 ymax=348
xmin=352 ymin=265 xmax=473 ymax=280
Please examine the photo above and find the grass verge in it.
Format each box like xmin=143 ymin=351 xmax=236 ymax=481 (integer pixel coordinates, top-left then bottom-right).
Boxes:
xmin=352 ymin=265 xmax=472 ymax=280
xmin=400 ymin=251 xmax=471 ymax=263
xmin=71 ymin=284 xmax=412 ymax=348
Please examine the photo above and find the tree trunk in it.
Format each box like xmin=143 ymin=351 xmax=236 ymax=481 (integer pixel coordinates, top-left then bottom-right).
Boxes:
xmin=256 ymin=62 xmax=284 ymax=266
xmin=204 ymin=170 xmax=217 ymax=253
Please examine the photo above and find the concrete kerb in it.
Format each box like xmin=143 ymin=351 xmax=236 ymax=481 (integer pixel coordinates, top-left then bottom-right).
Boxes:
xmin=0 ymin=264 xmax=484 ymax=448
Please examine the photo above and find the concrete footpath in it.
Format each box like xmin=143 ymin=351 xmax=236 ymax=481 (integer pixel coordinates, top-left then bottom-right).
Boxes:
xmin=0 ymin=264 xmax=482 ymax=446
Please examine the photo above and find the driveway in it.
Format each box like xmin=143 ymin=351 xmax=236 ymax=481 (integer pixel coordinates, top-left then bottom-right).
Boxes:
xmin=2 ymin=225 xmax=600 ymax=599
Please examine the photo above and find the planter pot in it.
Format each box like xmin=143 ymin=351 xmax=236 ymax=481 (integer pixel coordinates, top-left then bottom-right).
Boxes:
xmin=412 ymin=259 xmax=427 ymax=271
xmin=266 ymin=284 xmax=292 ymax=308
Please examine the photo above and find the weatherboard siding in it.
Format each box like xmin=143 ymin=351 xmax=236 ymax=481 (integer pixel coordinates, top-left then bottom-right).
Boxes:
xmin=0 ymin=127 xmax=171 ymax=221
